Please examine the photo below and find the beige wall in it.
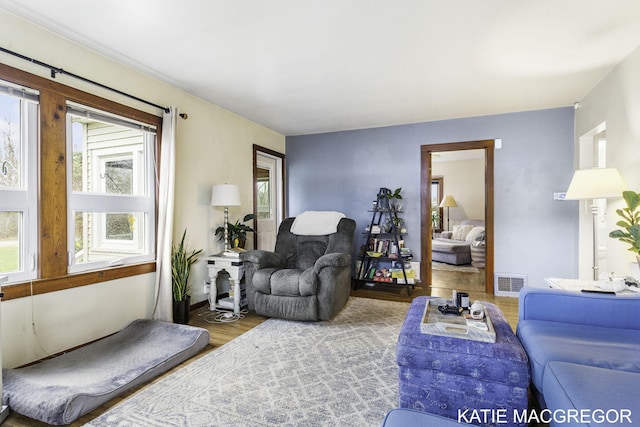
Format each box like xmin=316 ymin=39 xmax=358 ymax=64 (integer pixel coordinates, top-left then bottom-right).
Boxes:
xmin=575 ymin=44 xmax=640 ymax=279
xmin=0 ymin=10 xmax=285 ymax=367
xmin=432 ymin=158 xmax=485 ymax=227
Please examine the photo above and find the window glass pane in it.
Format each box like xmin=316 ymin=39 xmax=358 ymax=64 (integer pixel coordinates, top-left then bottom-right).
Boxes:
xmin=257 ymin=180 xmax=271 ymax=220
xmin=257 ymin=167 xmax=271 ymax=220
xmin=0 ymin=211 xmax=19 ymax=274
xmin=106 ymin=213 xmax=134 ymax=240
xmin=0 ymin=95 xmax=21 ymax=189
xmin=105 ymin=159 xmax=133 ymax=194
xmin=72 ymin=211 xmax=147 ymax=265
xmin=70 ymin=117 xmax=146 ymax=196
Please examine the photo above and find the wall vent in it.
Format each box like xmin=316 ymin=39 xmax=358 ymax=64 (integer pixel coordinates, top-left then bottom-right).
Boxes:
xmin=494 ymin=273 xmax=527 ymax=297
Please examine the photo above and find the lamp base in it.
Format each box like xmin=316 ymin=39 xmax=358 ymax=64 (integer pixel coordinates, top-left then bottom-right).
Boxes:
xmin=218 ymin=249 xmax=242 ymax=258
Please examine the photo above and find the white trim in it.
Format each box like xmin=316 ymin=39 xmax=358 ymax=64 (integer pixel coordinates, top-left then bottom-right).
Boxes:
xmin=66 ymin=105 xmax=156 ymax=273
xmin=0 ymin=94 xmax=38 ymax=283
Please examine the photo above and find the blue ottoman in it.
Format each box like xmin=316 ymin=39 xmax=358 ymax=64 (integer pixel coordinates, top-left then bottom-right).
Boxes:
xmin=381 ymin=408 xmax=473 ymax=427
xmin=396 ymin=297 xmax=530 ymax=427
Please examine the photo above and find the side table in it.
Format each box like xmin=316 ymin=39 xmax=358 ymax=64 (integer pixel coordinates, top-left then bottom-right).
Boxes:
xmin=207 ymin=255 xmax=245 ymax=314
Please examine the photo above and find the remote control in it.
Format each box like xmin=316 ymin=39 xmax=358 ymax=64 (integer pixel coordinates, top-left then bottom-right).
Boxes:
xmin=581 ymin=289 xmax=616 ymax=295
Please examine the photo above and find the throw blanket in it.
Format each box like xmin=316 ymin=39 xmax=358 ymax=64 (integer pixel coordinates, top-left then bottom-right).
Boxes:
xmin=290 ymin=210 xmax=345 ymax=235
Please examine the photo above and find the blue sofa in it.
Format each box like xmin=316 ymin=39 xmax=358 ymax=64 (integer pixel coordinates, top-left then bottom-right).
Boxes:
xmin=516 ymin=288 xmax=640 ymax=426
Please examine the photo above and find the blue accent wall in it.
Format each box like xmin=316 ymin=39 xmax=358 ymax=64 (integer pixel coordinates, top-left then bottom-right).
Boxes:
xmin=286 ymin=107 xmax=577 ymax=288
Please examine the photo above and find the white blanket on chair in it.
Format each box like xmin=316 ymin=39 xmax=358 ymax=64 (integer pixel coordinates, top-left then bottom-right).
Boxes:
xmin=291 ymin=211 xmax=346 ymax=235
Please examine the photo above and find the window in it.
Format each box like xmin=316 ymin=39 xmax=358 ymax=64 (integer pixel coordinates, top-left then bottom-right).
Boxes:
xmin=430 ymin=177 xmax=444 ymax=233
xmin=256 ymin=166 xmax=271 ymax=219
xmin=0 ymin=81 xmax=38 ymax=283
xmin=67 ymin=104 xmax=156 ymax=273
xmin=0 ymin=63 xmax=161 ymax=297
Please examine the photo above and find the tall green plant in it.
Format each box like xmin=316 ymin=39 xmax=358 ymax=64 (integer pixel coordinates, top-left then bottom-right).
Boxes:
xmin=171 ymin=229 xmax=202 ymax=302
xmin=609 ymin=191 xmax=640 ymax=254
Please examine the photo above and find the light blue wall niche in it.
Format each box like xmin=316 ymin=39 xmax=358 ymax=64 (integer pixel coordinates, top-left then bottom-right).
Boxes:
xmin=286 ymin=107 xmax=577 ymax=288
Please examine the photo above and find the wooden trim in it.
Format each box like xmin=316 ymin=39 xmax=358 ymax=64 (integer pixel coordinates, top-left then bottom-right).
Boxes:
xmin=0 ymin=63 xmax=162 ymax=127
xmin=420 ymin=140 xmax=495 ymax=294
xmin=39 ymin=89 xmax=68 ymax=278
xmin=1 ymin=262 xmax=156 ymax=301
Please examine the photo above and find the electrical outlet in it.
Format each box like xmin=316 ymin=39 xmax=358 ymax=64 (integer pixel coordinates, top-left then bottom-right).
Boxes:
xmin=203 ymin=282 xmax=211 ymax=294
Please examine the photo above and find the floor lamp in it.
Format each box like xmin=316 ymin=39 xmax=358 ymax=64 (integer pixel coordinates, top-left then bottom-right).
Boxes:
xmin=439 ymin=195 xmax=458 ymax=231
xmin=565 ymin=168 xmax=626 ymax=280
xmin=211 ymin=184 xmax=241 ymax=257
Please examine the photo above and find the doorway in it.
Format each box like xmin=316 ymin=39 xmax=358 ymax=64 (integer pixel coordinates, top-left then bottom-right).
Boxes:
xmin=253 ymin=145 xmax=285 ymax=251
xmin=420 ymin=140 xmax=495 ymax=294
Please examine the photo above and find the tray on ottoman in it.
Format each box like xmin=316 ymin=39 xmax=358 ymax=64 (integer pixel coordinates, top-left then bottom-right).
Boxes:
xmin=421 ymin=299 xmax=496 ymax=343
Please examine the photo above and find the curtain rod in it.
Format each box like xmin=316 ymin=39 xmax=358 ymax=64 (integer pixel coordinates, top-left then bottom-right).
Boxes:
xmin=0 ymin=46 xmax=170 ymax=113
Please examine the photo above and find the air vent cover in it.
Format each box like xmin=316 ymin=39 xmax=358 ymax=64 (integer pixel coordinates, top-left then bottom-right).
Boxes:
xmin=494 ymin=273 xmax=527 ymax=296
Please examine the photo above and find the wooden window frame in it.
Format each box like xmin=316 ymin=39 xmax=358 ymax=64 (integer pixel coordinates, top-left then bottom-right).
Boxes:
xmin=0 ymin=63 xmax=162 ymax=301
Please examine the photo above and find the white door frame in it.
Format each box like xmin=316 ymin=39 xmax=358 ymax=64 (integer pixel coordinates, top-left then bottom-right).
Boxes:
xmin=253 ymin=145 xmax=285 ymax=250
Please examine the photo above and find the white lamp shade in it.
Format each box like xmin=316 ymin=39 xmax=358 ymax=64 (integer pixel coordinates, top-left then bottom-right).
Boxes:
xmin=211 ymin=184 xmax=241 ymax=206
xmin=565 ymin=168 xmax=626 ymax=200
xmin=439 ymin=195 xmax=458 ymax=208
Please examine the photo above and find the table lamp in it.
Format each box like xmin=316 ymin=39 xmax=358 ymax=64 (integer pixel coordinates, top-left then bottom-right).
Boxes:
xmin=211 ymin=184 xmax=241 ymax=257
xmin=565 ymin=167 xmax=626 ymax=280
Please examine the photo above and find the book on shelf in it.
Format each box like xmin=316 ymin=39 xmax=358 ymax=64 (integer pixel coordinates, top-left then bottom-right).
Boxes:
xmin=372 ymin=276 xmax=394 ymax=283
xmin=390 ymin=268 xmax=415 ymax=279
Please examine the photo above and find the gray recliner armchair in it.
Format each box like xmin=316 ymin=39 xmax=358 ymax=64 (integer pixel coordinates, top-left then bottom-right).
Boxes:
xmin=240 ymin=216 xmax=356 ymax=321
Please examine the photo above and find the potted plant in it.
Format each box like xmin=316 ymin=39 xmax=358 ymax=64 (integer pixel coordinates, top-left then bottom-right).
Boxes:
xmin=385 ymin=216 xmax=406 ymax=233
xmin=385 ymin=187 xmax=403 ymax=210
xmin=215 ymin=213 xmax=256 ymax=249
xmin=609 ymin=190 xmax=640 ymax=265
xmin=171 ymin=229 xmax=202 ymax=324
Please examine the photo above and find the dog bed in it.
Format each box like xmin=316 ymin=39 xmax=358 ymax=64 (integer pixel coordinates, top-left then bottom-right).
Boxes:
xmin=2 ymin=319 xmax=209 ymax=425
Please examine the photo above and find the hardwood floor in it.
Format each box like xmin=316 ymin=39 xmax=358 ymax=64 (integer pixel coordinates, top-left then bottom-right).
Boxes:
xmin=3 ymin=286 xmax=519 ymax=426
xmin=352 ymin=282 xmax=519 ymax=330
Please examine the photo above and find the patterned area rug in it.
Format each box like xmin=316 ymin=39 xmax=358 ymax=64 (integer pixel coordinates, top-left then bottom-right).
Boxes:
xmin=85 ymin=297 xmax=410 ymax=427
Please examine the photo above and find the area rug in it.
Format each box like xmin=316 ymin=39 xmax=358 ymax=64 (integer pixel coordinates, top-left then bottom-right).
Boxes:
xmin=85 ymin=297 xmax=410 ymax=427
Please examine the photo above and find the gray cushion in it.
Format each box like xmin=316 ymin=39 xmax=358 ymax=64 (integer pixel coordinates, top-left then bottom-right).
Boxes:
xmin=255 ymin=268 xmax=318 ymax=297
xmin=2 ymin=319 xmax=209 ymax=425
xmin=432 ymin=239 xmax=470 ymax=253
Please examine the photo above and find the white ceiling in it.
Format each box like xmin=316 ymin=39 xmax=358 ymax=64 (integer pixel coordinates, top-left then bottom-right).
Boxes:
xmin=2 ymin=1 xmax=640 ymax=136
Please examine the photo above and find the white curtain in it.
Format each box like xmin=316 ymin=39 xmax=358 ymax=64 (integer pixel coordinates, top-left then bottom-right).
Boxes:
xmin=152 ymin=107 xmax=177 ymax=321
